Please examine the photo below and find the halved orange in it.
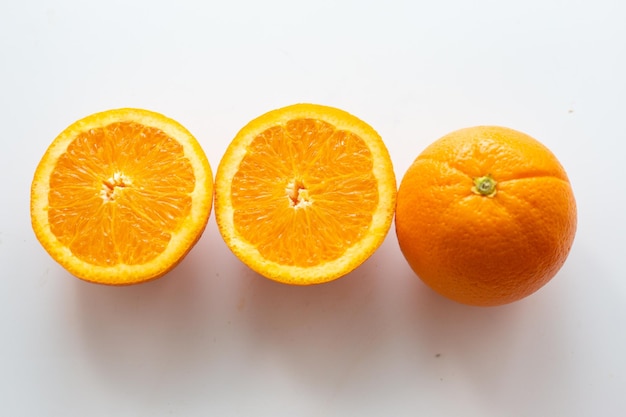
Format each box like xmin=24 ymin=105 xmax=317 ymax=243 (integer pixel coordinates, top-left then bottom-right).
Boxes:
xmin=30 ymin=108 xmax=213 ymax=285
xmin=215 ymin=103 xmax=396 ymax=285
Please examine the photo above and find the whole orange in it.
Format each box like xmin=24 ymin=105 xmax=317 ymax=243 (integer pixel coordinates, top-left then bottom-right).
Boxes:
xmin=395 ymin=126 xmax=577 ymax=306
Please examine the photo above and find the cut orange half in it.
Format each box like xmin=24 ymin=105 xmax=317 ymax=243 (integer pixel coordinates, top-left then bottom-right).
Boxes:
xmin=31 ymin=108 xmax=213 ymax=285
xmin=215 ymin=103 xmax=396 ymax=285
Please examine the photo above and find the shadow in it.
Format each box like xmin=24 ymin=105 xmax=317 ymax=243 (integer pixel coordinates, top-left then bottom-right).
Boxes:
xmin=73 ymin=221 xmax=229 ymax=405
xmin=236 ymin=235 xmax=403 ymax=409
xmin=388 ymin=242 xmax=596 ymax=413
xmin=234 ymin=230 xmax=590 ymax=413
xmin=69 ymin=226 xmax=618 ymax=414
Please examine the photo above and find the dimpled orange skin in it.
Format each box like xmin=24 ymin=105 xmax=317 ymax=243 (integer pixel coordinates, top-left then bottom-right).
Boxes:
xmin=395 ymin=126 xmax=577 ymax=306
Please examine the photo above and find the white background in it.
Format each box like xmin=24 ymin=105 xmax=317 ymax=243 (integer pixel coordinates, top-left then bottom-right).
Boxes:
xmin=1 ymin=1 xmax=625 ymax=416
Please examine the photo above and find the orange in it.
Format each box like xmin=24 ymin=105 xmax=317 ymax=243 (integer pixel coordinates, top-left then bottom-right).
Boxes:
xmin=395 ymin=126 xmax=577 ymax=306
xmin=215 ymin=103 xmax=396 ymax=285
xmin=30 ymin=108 xmax=213 ymax=285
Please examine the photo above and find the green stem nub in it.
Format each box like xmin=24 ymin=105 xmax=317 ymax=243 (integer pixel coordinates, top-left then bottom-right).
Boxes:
xmin=472 ymin=175 xmax=497 ymax=197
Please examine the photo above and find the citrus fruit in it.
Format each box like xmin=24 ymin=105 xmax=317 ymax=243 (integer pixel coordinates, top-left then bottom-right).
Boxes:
xmin=395 ymin=126 xmax=577 ymax=306
xmin=30 ymin=108 xmax=213 ymax=285
xmin=215 ymin=103 xmax=396 ymax=285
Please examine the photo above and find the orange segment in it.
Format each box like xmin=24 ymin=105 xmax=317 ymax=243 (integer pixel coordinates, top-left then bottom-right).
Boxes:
xmin=215 ymin=104 xmax=396 ymax=285
xmin=31 ymin=109 xmax=213 ymax=285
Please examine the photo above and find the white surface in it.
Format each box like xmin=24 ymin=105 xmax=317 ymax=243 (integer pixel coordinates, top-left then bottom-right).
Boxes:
xmin=1 ymin=1 xmax=625 ymax=416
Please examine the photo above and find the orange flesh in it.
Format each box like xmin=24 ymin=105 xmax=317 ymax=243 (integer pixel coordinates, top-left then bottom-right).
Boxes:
xmin=47 ymin=122 xmax=195 ymax=266
xmin=231 ymin=118 xmax=378 ymax=267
